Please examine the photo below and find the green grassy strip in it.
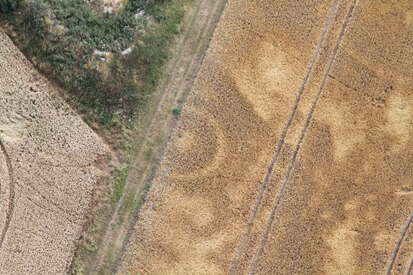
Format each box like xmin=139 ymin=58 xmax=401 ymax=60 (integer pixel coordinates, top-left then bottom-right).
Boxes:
xmin=70 ymin=164 xmax=130 ymax=274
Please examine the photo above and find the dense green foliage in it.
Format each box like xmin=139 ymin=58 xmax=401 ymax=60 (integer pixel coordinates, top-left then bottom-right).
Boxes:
xmin=5 ymin=0 xmax=184 ymax=125
xmin=0 ymin=0 xmax=20 ymax=13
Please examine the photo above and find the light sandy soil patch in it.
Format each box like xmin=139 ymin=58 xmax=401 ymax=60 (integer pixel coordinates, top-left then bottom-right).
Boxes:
xmin=120 ymin=0 xmax=412 ymax=274
xmin=0 ymin=30 xmax=109 ymax=274
xmin=87 ymin=0 xmax=124 ymax=14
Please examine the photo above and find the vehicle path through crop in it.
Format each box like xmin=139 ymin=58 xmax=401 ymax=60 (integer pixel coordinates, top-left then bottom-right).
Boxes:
xmin=386 ymin=208 xmax=413 ymax=275
xmin=228 ymin=0 xmax=360 ymax=272
xmin=228 ymin=0 xmax=340 ymax=271
xmin=247 ymin=1 xmax=358 ymax=272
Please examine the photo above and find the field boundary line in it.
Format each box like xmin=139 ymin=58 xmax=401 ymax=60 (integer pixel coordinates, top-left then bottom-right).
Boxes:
xmin=0 ymin=137 xmax=15 ymax=249
xmin=228 ymin=0 xmax=340 ymax=272
xmin=387 ymin=208 xmax=413 ymax=275
xmin=247 ymin=1 xmax=358 ymax=273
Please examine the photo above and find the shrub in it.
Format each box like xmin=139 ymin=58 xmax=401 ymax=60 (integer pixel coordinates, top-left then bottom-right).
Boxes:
xmin=172 ymin=107 xmax=181 ymax=116
xmin=0 ymin=0 xmax=20 ymax=13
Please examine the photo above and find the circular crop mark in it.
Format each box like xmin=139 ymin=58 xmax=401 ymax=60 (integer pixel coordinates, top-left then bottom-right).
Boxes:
xmin=0 ymin=137 xmax=14 ymax=248
xmin=171 ymin=111 xmax=227 ymax=180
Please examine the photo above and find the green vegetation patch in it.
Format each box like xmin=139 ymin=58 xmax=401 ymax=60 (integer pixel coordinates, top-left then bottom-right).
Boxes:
xmin=0 ymin=0 xmax=20 ymax=13
xmin=2 ymin=0 xmax=186 ymax=126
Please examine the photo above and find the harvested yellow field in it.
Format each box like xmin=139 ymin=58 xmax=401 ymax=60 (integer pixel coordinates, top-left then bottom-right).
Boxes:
xmin=120 ymin=0 xmax=413 ymax=273
xmin=0 ymin=30 xmax=109 ymax=274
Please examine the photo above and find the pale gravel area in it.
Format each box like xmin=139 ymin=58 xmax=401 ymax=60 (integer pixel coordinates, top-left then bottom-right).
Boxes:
xmin=0 ymin=30 xmax=109 ymax=274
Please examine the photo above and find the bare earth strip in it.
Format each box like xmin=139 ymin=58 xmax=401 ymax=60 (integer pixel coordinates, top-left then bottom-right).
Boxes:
xmin=120 ymin=0 xmax=412 ymax=274
xmin=0 ymin=30 xmax=109 ymax=274
xmin=86 ymin=0 xmax=228 ymax=273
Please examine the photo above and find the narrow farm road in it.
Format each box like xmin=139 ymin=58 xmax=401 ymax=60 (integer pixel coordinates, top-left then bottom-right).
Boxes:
xmin=88 ymin=0 xmax=228 ymax=273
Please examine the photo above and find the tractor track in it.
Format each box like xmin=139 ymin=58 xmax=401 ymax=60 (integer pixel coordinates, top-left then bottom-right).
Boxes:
xmin=229 ymin=0 xmax=340 ymax=272
xmin=0 ymin=137 xmax=15 ymax=249
xmin=247 ymin=1 xmax=358 ymax=273
xmin=406 ymin=250 xmax=413 ymax=275
xmin=387 ymin=208 xmax=413 ymax=275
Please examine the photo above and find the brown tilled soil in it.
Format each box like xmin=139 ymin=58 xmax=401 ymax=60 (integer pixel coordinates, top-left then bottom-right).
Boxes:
xmin=120 ymin=0 xmax=412 ymax=274
xmin=0 ymin=30 xmax=109 ymax=274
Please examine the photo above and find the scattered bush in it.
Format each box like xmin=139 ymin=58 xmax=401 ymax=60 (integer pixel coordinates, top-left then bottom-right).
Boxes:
xmin=172 ymin=107 xmax=181 ymax=115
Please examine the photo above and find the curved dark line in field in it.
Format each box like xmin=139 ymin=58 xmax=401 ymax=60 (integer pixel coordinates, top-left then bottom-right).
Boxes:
xmin=0 ymin=137 xmax=15 ymax=249
xmin=406 ymin=249 xmax=413 ymax=275
xmin=247 ymin=1 xmax=358 ymax=273
xmin=228 ymin=0 xmax=340 ymax=272
xmin=386 ymin=208 xmax=413 ymax=275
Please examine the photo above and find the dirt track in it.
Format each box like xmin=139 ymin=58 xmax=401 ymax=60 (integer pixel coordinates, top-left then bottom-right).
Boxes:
xmin=0 ymin=30 xmax=109 ymax=274
xmin=84 ymin=0 xmax=227 ymax=273
xmin=120 ymin=0 xmax=412 ymax=274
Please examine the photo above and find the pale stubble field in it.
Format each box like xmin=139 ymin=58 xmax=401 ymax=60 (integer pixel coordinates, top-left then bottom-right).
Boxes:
xmin=0 ymin=30 xmax=109 ymax=274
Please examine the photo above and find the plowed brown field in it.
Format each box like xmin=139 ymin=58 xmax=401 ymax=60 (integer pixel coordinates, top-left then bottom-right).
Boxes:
xmin=0 ymin=30 xmax=109 ymax=274
xmin=120 ymin=0 xmax=412 ymax=274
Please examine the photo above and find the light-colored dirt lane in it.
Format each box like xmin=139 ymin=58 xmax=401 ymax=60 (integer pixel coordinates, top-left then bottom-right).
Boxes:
xmin=82 ymin=0 xmax=228 ymax=273
xmin=0 ymin=30 xmax=109 ymax=274
xmin=119 ymin=0 xmax=413 ymax=274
